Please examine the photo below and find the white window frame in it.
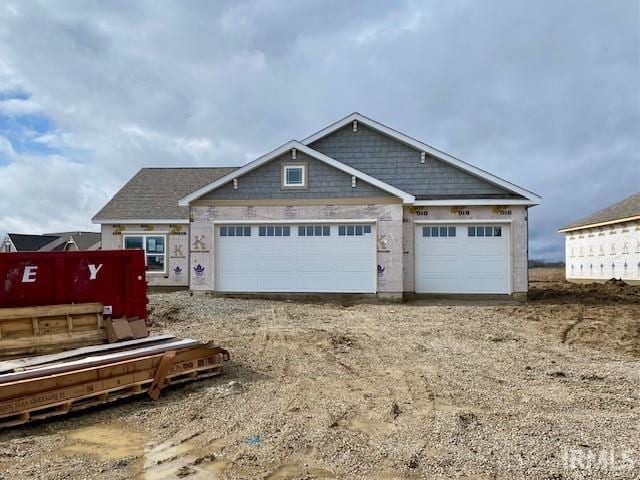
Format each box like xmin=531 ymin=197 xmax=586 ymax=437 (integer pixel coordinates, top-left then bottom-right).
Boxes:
xmin=337 ymin=224 xmax=372 ymax=236
xmin=122 ymin=233 xmax=167 ymax=274
xmin=283 ymin=164 xmax=306 ymax=187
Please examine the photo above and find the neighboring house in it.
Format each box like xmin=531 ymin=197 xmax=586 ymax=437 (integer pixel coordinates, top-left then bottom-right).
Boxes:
xmin=2 ymin=232 xmax=101 ymax=253
xmin=93 ymin=113 xmax=541 ymax=299
xmin=559 ymin=192 xmax=640 ymax=284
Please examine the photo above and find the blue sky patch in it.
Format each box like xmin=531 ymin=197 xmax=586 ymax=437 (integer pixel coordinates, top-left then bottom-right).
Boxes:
xmin=0 ymin=91 xmax=62 ymax=161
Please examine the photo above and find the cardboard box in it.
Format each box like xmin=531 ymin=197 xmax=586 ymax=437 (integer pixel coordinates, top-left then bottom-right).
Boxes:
xmin=128 ymin=317 xmax=149 ymax=339
xmin=105 ymin=318 xmax=134 ymax=343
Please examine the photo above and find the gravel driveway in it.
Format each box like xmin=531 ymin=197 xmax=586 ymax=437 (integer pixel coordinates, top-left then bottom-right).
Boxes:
xmin=0 ymin=281 xmax=638 ymax=479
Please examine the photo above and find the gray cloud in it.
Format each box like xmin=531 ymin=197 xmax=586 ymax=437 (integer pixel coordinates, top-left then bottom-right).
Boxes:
xmin=0 ymin=0 xmax=638 ymax=259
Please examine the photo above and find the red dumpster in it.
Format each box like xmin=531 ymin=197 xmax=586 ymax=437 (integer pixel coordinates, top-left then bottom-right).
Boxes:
xmin=0 ymin=250 xmax=147 ymax=319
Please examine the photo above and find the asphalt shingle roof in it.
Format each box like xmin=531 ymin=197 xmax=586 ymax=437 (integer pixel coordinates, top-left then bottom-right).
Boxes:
xmin=560 ymin=192 xmax=640 ymax=230
xmin=44 ymin=232 xmax=102 ymax=250
xmin=7 ymin=232 xmax=102 ymax=251
xmin=92 ymin=167 xmax=238 ymax=222
xmin=8 ymin=234 xmax=60 ymax=251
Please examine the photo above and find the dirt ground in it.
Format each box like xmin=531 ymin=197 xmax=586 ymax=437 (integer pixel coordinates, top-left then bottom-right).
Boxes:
xmin=0 ymin=268 xmax=638 ymax=480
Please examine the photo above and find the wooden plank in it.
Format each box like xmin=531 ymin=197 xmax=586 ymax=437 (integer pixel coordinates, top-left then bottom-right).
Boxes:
xmin=0 ymin=303 xmax=103 ymax=320
xmin=0 ymin=319 xmax=36 ymax=335
xmin=0 ymin=335 xmax=177 ymax=374
xmin=0 ymin=339 xmax=203 ymax=385
xmin=72 ymin=314 xmax=104 ymax=327
xmin=0 ymin=331 xmax=107 ymax=358
xmin=148 ymin=351 xmax=177 ymax=400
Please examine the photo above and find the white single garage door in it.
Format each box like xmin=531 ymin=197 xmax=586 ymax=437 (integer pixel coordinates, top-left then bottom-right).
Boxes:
xmin=415 ymin=223 xmax=510 ymax=294
xmin=215 ymin=223 xmax=376 ymax=293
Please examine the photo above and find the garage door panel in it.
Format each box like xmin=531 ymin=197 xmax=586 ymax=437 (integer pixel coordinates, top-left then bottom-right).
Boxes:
xmin=415 ymin=224 xmax=509 ymax=294
xmin=333 ymin=275 xmax=374 ymax=292
xmin=256 ymin=258 xmax=294 ymax=273
xmin=334 ymin=242 xmax=370 ymax=255
xmin=219 ymin=276 xmax=256 ymax=291
xmin=296 ymin=258 xmax=333 ymax=273
xmin=217 ymin=255 xmax=253 ymax=274
xmin=466 ymin=245 xmax=504 ymax=255
xmin=256 ymin=276 xmax=294 ymax=291
xmin=295 ymin=276 xmax=334 ymax=291
xmin=335 ymin=255 xmax=372 ymax=272
xmin=296 ymin=241 xmax=332 ymax=255
xmin=417 ymin=277 xmax=459 ymax=293
xmin=467 ymin=256 xmax=504 ymax=266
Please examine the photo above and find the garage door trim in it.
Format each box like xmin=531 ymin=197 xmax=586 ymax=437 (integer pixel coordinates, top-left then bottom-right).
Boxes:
xmin=213 ymin=218 xmax=378 ymax=224
xmin=413 ymin=219 xmax=512 ymax=294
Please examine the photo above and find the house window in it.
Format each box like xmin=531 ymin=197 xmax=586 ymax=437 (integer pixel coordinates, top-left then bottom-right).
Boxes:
xmin=423 ymin=226 xmax=456 ymax=237
xmin=283 ymin=165 xmax=306 ymax=187
xmin=123 ymin=235 xmax=166 ymax=273
xmin=258 ymin=225 xmax=291 ymax=237
xmin=219 ymin=225 xmax=251 ymax=237
xmin=298 ymin=225 xmax=330 ymax=236
xmin=338 ymin=224 xmax=372 ymax=236
xmin=468 ymin=226 xmax=502 ymax=237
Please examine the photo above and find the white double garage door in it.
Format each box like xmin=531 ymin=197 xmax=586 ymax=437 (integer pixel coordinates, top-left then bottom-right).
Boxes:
xmin=214 ymin=222 xmax=510 ymax=294
xmin=215 ymin=223 xmax=376 ymax=293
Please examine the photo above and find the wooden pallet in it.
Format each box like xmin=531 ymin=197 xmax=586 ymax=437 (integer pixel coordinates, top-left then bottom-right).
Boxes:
xmin=0 ymin=340 xmax=229 ymax=428
xmin=0 ymin=303 xmax=106 ymax=357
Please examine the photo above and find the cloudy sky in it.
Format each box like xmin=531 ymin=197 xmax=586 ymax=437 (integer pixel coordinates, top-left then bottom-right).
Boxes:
xmin=0 ymin=0 xmax=638 ymax=260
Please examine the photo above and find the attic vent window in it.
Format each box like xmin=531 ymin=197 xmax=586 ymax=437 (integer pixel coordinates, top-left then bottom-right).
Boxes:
xmin=283 ymin=165 xmax=306 ymax=187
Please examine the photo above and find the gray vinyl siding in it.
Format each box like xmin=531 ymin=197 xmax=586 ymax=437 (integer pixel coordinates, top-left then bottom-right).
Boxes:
xmin=201 ymin=151 xmax=393 ymax=200
xmin=310 ymin=124 xmax=517 ymax=197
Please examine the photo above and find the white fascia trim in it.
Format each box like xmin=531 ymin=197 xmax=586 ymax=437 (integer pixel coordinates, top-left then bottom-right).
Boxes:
xmin=212 ymin=219 xmax=377 ymax=225
xmin=414 ymin=219 xmax=513 ymax=224
xmin=412 ymin=199 xmax=539 ymax=206
xmin=302 ymin=113 xmax=542 ymax=203
xmin=178 ymin=140 xmax=415 ymax=205
xmin=92 ymin=219 xmax=188 ymax=224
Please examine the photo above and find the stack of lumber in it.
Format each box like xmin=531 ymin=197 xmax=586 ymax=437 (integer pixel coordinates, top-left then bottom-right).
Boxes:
xmin=0 ymin=303 xmax=106 ymax=357
xmin=0 ymin=335 xmax=229 ymax=428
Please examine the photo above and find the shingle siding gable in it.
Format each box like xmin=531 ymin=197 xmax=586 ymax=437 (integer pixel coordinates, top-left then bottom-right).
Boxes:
xmin=309 ymin=124 xmax=519 ymax=198
xmin=201 ymin=151 xmax=393 ymax=201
